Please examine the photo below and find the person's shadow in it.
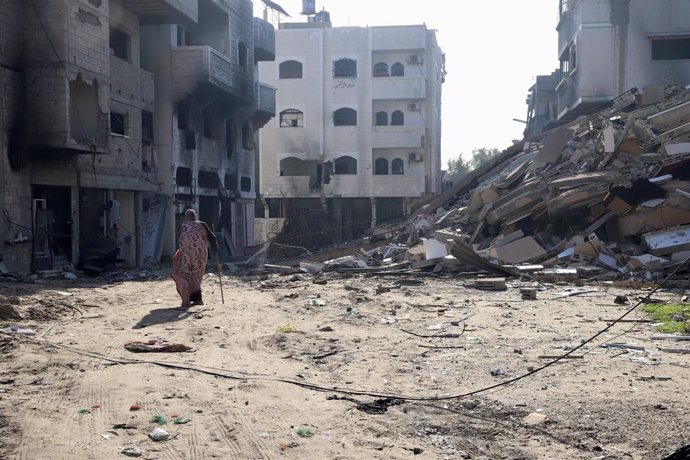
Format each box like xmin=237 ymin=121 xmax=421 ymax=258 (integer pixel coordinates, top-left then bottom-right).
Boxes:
xmin=132 ymin=307 xmax=194 ymax=329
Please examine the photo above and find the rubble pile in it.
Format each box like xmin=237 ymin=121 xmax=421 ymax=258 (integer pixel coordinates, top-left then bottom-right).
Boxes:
xmin=302 ymin=84 xmax=690 ymax=281
xmin=424 ymin=84 xmax=690 ymax=280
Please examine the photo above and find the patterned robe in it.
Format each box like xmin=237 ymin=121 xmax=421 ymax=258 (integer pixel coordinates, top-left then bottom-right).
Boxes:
xmin=172 ymin=221 xmax=209 ymax=306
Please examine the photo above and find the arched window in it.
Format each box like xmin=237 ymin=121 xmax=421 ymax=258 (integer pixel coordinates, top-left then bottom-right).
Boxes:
xmin=280 ymin=109 xmax=304 ymax=127
xmin=391 ymin=62 xmax=405 ymax=77
xmin=392 ymin=158 xmax=404 ymax=175
xmin=240 ymin=176 xmax=251 ymax=192
xmin=333 ymin=58 xmax=357 ymax=78
xmin=375 ymin=111 xmax=388 ymax=126
xmin=391 ymin=110 xmax=404 ymax=126
xmin=374 ymin=158 xmax=388 ymax=175
xmin=333 ymin=108 xmax=357 ymax=126
xmin=279 ymin=60 xmax=303 ymax=79
xmin=238 ymin=42 xmax=247 ymax=67
xmin=373 ymin=62 xmax=389 ymax=77
xmin=334 ymin=156 xmax=357 ymax=175
xmin=280 ymin=157 xmax=308 ymax=176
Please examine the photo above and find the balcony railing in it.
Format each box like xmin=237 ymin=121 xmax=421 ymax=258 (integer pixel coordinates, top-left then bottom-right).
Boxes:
xmin=372 ymin=175 xmax=425 ymax=197
xmin=372 ymin=126 xmax=425 ymax=149
xmin=171 ymin=46 xmax=250 ymax=102
xmin=255 ymin=82 xmax=276 ymax=115
xmin=120 ymin=0 xmax=197 ymax=24
xmin=254 ymin=17 xmax=275 ymax=62
xmin=371 ymin=76 xmax=426 ymax=100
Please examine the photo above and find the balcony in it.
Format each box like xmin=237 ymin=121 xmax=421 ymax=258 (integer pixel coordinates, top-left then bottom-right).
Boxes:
xmin=372 ymin=126 xmax=425 ymax=149
xmin=255 ymin=81 xmax=276 ymax=112
xmin=372 ymin=175 xmax=425 ymax=197
xmin=272 ymin=176 xmax=318 ymax=197
xmin=254 ymin=17 xmax=275 ymax=62
xmin=120 ymin=0 xmax=197 ymax=24
xmin=556 ymin=70 xmax=612 ymax=122
xmin=371 ymin=77 xmax=425 ymax=100
xmin=171 ymin=46 xmax=252 ymax=104
xmin=324 ymin=175 xmax=361 ymax=197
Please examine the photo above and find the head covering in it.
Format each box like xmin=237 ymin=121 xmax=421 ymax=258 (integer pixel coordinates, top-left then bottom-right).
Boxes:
xmin=185 ymin=209 xmax=197 ymax=220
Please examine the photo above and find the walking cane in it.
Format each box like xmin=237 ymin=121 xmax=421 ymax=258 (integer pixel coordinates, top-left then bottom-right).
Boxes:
xmin=216 ymin=252 xmax=225 ymax=305
xmin=213 ymin=224 xmax=225 ymax=305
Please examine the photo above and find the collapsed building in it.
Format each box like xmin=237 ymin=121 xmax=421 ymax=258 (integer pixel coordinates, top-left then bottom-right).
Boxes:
xmin=418 ymin=85 xmax=690 ymax=279
xmin=290 ymin=85 xmax=690 ymax=281
xmin=0 ymin=0 xmax=276 ymax=274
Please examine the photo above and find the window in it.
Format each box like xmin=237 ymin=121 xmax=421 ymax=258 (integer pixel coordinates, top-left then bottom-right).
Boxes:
xmin=373 ymin=62 xmax=389 ymax=77
xmin=177 ymin=101 xmax=189 ymax=130
xmin=198 ymin=170 xmax=220 ymax=189
xmin=69 ymin=74 xmax=99 ymax=144
xmin=110 ymin=111 xmax=127 ymax=135
xmin=109 ymin=29 xmax=130 ymax=61
xmin=242 ymin=122 xmax=254 ymax=149
xmin=375 ymin=111 xmax=388 ymax=126
xmin=391 ymin=62 xmax=404 ymax=77
xmin=240 ymin=176 xmax=251 ymax=192
xmin=374 ymin=158 xmax=388 ymax=175
xmin=176 ymin=25 xmax=186 ymax=47
xmin=333 ymin=108 xmax=357 ymax=126
xmin=225 ymin=173 xmax=237 ymax=191
xmin=652 ymin=38 xmax=690 ymax=61
xmin=226 ymin=120 xmax=236 ymax=158
xmin=334 ymin=58 xmax=357 ymax=78
xmin=238 ymin=42 xmax=248 ymax=67
xmin=391 ymin=110 xmax=404 ymax=126
xmin=279 ymin=60 xmax=303 ymax=79
xmin=176 ymin=167 xmax=192 ymax=187
xmin=392 ymin=158 xmax=404 ymax=175
xmin=141 ymin=110 xmax=153 ymax=143
xmin=280 ymin=109 xmax=304 ymax=127
xmin=203 ymin=110 xmax=217 ymax=138
xmin=334 ymin=156 xmax=357 ymax=175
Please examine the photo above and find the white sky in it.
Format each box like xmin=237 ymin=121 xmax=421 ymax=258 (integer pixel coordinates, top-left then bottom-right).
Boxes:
xmin=254 ymin=0 xmax=560 ymax=167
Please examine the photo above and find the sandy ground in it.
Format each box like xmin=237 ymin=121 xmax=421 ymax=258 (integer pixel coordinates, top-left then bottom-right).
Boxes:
xmin=1 ymin=270 xmax=690 ymax=459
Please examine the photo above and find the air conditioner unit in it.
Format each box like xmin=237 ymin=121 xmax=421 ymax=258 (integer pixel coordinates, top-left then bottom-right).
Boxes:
xmin=408 ymin=55 xmax=423 ymax=65
xmin=408 ymin=102 xmax=421 ymax=111
xmin=408 ymin=152 xmax=423 ymax=162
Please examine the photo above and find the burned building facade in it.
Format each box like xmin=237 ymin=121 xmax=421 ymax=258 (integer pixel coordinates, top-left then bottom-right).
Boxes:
xmin=0 ymin=0 xmax=275 ymax=274
xmin=256 ymin=19 xmax=444 ymax=242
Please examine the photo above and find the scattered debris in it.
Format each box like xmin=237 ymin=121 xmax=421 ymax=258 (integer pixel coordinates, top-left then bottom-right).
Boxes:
xmin=124 ymin=340 xmax=192 ymax=353
xmin=147 ymin=427 xmax=171 ymax=442
xmin=523 ymin=412 xmax=547 ymax=426
xmin=295 ymin=427 xmax=314 ymax=438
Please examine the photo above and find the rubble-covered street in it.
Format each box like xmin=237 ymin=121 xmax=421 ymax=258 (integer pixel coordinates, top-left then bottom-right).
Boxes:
xmin=2 ymin=270 xmax=690 ymax=459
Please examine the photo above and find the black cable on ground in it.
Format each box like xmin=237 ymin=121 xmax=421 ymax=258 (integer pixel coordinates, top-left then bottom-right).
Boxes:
xmin=7 ymin=256 xmax=689 ymax=403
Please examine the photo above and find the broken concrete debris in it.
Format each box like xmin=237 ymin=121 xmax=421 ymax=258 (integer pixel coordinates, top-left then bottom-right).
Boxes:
xmin=263 ymin=85 xmax=690 ymax=283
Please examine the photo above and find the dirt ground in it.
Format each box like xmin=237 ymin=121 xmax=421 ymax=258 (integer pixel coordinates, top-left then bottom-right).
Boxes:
xmin=1 ymin=270 xmax=690 ymax=459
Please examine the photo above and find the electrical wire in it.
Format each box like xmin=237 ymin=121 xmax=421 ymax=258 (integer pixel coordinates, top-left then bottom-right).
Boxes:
xmin=15 ymin=255 xmax=689 ymax=403
xmin=3 ymin=209 xmax=32 ymax=231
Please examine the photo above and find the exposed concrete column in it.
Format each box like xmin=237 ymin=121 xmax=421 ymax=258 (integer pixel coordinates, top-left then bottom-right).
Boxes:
xmin=404 ymin=197 xmax=412 ymax=217
xmin=70 ymin=185 xmax=80 ymax=265
xmin=136 ymin=191 xmax=143 ymax=268
xmin=261 ymin=196 xmax=269 ymax=218
xmin=370 ymin=197 xmax=377 ymax=228
xmin=332 ymin=197 xmax=343 ymax=243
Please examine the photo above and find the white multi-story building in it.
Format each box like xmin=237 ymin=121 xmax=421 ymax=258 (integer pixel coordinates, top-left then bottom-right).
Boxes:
xmin=257 ymin=17 xmax=444 ymax=241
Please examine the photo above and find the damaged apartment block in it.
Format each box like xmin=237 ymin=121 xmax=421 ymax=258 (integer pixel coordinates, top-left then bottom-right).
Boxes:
xmin=0 ymin=0 xmax=276 ymax=275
